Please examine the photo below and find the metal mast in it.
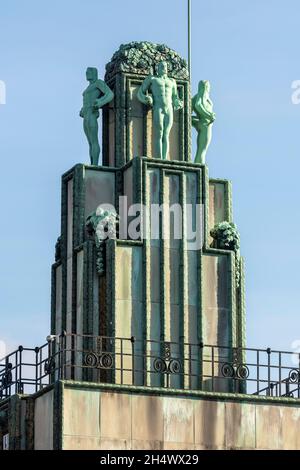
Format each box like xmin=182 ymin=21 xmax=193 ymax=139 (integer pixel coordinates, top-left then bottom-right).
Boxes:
xmin=188 ymin=0 xmax=192 ymax=82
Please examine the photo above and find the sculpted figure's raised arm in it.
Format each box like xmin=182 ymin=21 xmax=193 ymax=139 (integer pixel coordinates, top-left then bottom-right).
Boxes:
xmin=80 ymin=67 xmax=114 ymax=166
xmin=137 ymin=76 xmax=153 ymax=107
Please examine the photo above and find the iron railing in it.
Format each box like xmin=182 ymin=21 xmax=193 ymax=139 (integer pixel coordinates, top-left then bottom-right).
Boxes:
xmin=0 ymin=333 xmax=300 ymax=400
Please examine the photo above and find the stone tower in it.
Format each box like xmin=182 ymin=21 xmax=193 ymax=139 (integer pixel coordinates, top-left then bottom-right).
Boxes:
xmin=2 ymin=42 xmax=300 ymax=452
xmin=51 ymin=42 xmax=245 ymax=391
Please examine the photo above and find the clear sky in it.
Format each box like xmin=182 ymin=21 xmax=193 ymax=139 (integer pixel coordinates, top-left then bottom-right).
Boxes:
xmin=0 ymin=0 xmax=299 ymax=356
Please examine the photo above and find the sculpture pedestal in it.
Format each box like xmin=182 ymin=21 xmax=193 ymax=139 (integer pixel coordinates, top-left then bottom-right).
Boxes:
xmin=51 ymin=158 xmax=245 ymax=390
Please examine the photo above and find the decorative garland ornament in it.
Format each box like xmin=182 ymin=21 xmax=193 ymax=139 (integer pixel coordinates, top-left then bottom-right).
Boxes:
xmin=105 ymin=41 xmax=189 ymax=81
xmin=86 ymin=207 xmax=118 ymax=276
xmin=210 ymin=221 xmax=241 ymax=287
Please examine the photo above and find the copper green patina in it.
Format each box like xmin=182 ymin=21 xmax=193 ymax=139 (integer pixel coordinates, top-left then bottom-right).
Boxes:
xmin=51 ymin=43 xmax=245 ymax=404
xmin=105 ymin=41 xmax=189 ymax=81
xmin=86 ymin=207 xmax=118 ymax=276
xmin=210 ymin=221 xmax=241 ymax=287
xmin=80 ymin=67 xmax=114 ymax=166
xmin=192 ymin=80 xmax=215 ymax=164
xmin=137 ymin=61 xmax=183 ymax=159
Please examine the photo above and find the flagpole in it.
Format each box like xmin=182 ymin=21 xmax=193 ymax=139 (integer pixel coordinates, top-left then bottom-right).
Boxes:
xmin=188 ymin=0 xmax=192 ymax=82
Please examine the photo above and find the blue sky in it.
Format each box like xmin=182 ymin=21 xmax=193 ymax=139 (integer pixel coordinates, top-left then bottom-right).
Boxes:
xmin=0 ymin=0 xmax=299 ymax=355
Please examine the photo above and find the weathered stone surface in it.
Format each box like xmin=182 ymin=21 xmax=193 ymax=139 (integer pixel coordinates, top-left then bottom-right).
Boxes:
xmin=100 ymin=438 xmax=130 ymax=450
xmin=150 ymin=247 xmax=160 ymax=302
xmin=194 ymin=400 xmax=225 ymax=448
xmin=208 ymin=181 xmax=230 ymax=245
xmin=163 ymin=441 xmax=194 ymax=450
xmin=76 ymin=250 xmax=84 ymax=337
xmin=116 ymin=249 xmax=132 ymax=300
xmin=100 ymin=392 xmax=131 ymax=440
xmin=281 ymin=406 xmax=300 ymax=450
xmin=202 ymin=254 xmax=230 ymax=348
xmin=85 ymin=170 xmax=115 ymax=218
xmin=255 ymin=404 xmax=283 ymax=450
xmin=129 ymin=88 xmax=144 ymax=158
xmin=115 ymin=299 xmax=143 ymax=340
xmin=163 ymin=397 xmax=194 ymax=444
xmin=187 ymin=251 xmax=198 ymax=307
xmin=67 ymin=179 xmax=73 ymax=259
xmin=31 ymin=386 xmax=300 ymax=450
xmin=116 ymin=246 xmax=143 ymax=301
xmin=63 ymin=436 xmax=101 ymax=450
xmin=225 ymin=402 xmax=256 ymax=449
xmin=123 ymin=165 xmax=133 ymax=208
xmin=63 ymin=389 xmax=100 ymax=438
xmin=131 ymin=439 xmax=163 ymax=450
xmin=132 ymin=395 xmax=163 ymax=442
xmin=55 ymin=265 xmax=62 ymax=335
xmin=34 ymin=390 xmax=53 ymax=450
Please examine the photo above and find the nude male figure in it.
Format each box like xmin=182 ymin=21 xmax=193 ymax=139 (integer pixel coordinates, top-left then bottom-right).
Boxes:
xmin=80 ymin=67 xmax=114 ymax=166
xmin=137 ymin=61 xmax=183 ymax=160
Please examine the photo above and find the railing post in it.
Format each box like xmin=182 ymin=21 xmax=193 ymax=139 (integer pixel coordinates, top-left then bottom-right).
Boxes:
xmin=39 ymin=347 xmax=43 ymax=389
xmin=298 ymin=353 xmax=300 ymax=399
xmin=188 ymin=344 xmax=192 ymax=390
xmin=143 ymin=338 xmax=147 ymax=387
xmin=47 ymin=340 xmax=51 ymax=384
xmin=13 ymin=350 xmax=17 ymax=395
xmin=279 ymin=352 xmax=282 ymax=397
xmin=285 ymin=379 xmax=290 ymax=397
xmin=60 ymin=331 xmax=67 ymax=380
xmin=131 ymin=336 xmax=135 ymax=386
xmin=267 ymin=348 xmax=271 ymax=396
xmin=120 ymin=338 xmax=123 ymax=385
xmin=71 ymin=334 xmax=74 ymax=380
xmin=6 ymin=357 xmax=12 ymax=398
xmin=199 ymin=341 xmax=204 ymax=390
xmin=211 ymin=346 xmax=215 ymax=392
xmin=34 ymin=347 xmax=39 ymax=393
xmin=18 ymin=346 xmax=23 ymax=394
xmin=256 ymin=350 xmax=260 ymax=394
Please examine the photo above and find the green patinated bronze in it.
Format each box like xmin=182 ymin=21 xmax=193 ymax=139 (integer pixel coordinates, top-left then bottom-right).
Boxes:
xmin=192 ymin=80 xmax=215 ymax=164
xmin=210 ymin=221 xmax=241 ymax=287
xmin=51 ymin=42 xmax=245 ymax=395
xmin=102 ymin=41 xmax=191 ymax=165
xmin=105 ymin=41 xmax=189 ymax=81
xmin=80 ymin=67 xmax=114 ymax=166
xmin=210 ymin=221 xmax=240 ymax=252
xmin=86 ymin=207 xmax=118 ymax=275
xmin=137 ymin=61 xmax=183 ymax=159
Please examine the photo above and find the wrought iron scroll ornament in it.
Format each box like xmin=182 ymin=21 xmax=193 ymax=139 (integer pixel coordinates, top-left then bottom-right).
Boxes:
xmin=221 ymin=362 xmax=249 ymax=380
xmin=153 ymin=342 xmax=181 ymax=375
xmin=221 ymin=347 xmax=249 ymax=380
xmin=44 ymin=356 xmax=56 ymax=375
xmin=289 ymin=369 xmax=300 ymax=384
xmin=84 ymin=352 xmax=113 ymax=370
xmin=1 ymin=363 xmax=12 ymax=389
